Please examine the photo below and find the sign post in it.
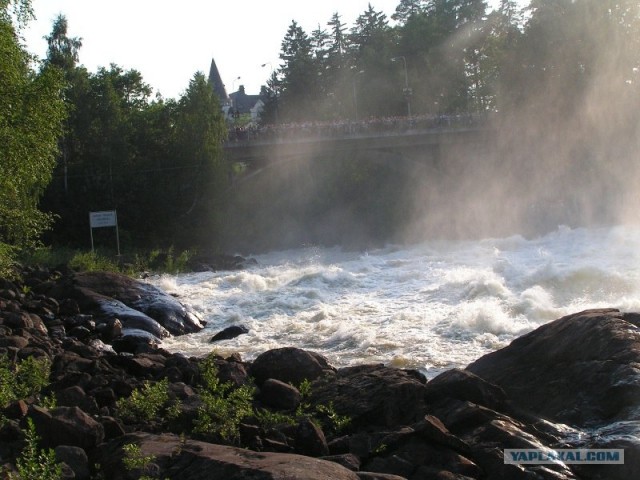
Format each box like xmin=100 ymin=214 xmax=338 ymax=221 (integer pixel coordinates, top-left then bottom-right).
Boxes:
xmin=89 ymin=210 xmax=120 ymax=255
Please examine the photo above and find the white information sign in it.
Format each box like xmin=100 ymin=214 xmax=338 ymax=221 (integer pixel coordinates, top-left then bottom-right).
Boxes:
xmin=89 ymin=210 xmax=117 ymax=228
xmin=89 ymin=210 xmax=120 ymax=255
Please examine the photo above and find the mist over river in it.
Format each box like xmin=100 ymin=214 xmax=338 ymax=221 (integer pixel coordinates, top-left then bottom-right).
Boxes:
xmin=151 ymin=224 xmax=640 ymax=378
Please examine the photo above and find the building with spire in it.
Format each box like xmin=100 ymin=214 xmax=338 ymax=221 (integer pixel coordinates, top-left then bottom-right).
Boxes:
xmin=207 ymin=58 xmax=228 ymax=104
xmin=207 ymin=57 xmax=263 ymax=123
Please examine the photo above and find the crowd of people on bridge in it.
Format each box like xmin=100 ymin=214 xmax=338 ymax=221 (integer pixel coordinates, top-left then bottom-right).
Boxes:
xmin=226 ymin=113 xmax=485 ymax=143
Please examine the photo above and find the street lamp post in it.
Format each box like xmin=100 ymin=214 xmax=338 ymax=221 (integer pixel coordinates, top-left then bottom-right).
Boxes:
xmin=231 ymin=76 xmax=241 ymax=93
xmin=352 ymin=69 xmax=365 ymax=121
xmin=261 ymin=62 xmax=279 ymax=124
xmin=391 ymin=56 xmax=411 ymax=117
xmin=231 ymin=76 xmax=241 ymax=114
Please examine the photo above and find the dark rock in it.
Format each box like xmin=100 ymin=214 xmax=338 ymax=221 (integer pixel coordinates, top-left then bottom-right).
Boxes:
xmin=210 ymin=324 xmax=249 ymax=342
xmin=91 ymin=432 xmax=360 ymax=479
xmin=466 ymin=308 xmax=640 ymax=426
xmin=188 ymin=253 xmax=256 ymax=272
xmin=68 ymin=325 xmax=92 ymax=340
xmin=99 ymin=416 xmax=126 ymax=440
xmin=410 ymin=466 xmax=477 ymax=479
xmin=84 ymin=291 xmax=169 ymax=340
xmin=364 ymin=454 xmax=415 ymax=478
xmin=322 ymin=453 xmax=361 ymax=471
xmin=96 ymin=318 xmax=122 ymax=342
xmin=91 ymin=387 xmax=117 ymax=408
xmin=0 ymin=336 xmax=29 ymax=349
xmin=250 ymin=347 xmax=336 ymax=386
xmin=261 ymin=378 xmax=302 ymax=410
xmin=28 ymin=405 xmax=105 ymax=450
xmin=55 ymin=445 xmax=90 ymax=480
xmin=411 ymin=415 xmax=470 ymax=454
xmin=111 ymin=332 xmax=159 ymax=354
xmin=3 ymin=311 xmax=33 ymax=329
xmin=56 ymin=386 xmax=99 ymax=414
xmin=263 ymin=438 xmax=293 ymax=453
xmin=59 ymin=298 xmax=80 ymax=316
xmin=356 ymin=473 xmax=408 ymax=480
xmin=3 ymin=400 xmax=28 ymax=420
xmin=215 ymin=358 xmax=249 ymax=386
xmin=295 ymin=418 xmax=329 ymax=457
xmin=310 ymin=364 xmax=427 ymax=428
xmin=72 ymin=271 xmax=205 ymax=335
xmin=107 ymin=353 xmax=166 ymax=378
xmin=424 ymin=369 xmax=509 ymax=413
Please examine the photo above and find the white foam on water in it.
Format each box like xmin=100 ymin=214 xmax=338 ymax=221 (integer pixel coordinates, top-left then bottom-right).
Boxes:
xmin=154 ymin=224 xmax=640 ymax=377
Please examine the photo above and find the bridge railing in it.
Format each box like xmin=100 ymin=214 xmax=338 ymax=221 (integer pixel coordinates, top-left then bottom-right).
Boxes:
xmin=225 ymin=113 xmax=487 ymax=146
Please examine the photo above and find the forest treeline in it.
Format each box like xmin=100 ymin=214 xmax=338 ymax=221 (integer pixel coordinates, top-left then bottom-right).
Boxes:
xmin=2 ymin=0 xmax=640 ymax=271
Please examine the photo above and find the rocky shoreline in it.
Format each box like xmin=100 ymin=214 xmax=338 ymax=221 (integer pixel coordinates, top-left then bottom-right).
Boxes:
xmin=0 ymin=267 xmax=638 ymax=479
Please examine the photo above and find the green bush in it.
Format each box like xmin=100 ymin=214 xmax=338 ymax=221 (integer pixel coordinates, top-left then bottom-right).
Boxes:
xmin=122 ymin=443 xmax=157 ymax=480
xmin=68 ymin=251 xmax=120 ymax=272
xmin=194 ymin=356 xmax=255 ymax=443
xmin=0 ymin=356 xmax=51 ymax=408
xmin=13 ymin=418 xmax=62 ymax=480
xmin=116 ymin=378 xmax=171 ymax=422
xmin=0 ymin=242 xmax=17 ymax=279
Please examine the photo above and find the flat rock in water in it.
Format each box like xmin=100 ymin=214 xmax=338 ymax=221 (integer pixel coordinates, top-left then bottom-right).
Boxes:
xmin=210 ymin=324 xmax=249 ymax=342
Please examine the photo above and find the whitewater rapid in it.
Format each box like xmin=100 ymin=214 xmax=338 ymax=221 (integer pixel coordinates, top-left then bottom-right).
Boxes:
xmin=151 ymin=225 xmax=640 ymax=378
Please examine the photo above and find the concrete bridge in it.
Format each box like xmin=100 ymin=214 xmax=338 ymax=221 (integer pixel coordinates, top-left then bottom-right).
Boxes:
xmin=223 ymin=125 xmax=496 ymax=169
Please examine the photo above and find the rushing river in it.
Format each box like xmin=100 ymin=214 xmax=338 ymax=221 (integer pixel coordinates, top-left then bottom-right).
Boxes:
xmin=151 ymin=224 xmax=640 ymax=378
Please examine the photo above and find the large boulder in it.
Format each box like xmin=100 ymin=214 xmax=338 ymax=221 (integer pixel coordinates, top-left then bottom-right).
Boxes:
xmin=466 ymin=308 xmax=640 ymax=426
xmin=28 ymin=405 xmax=105 ymax=450
xmin=249 ymin=347 xmax=336 ymax=386
xmin=91 ymin=432 xmax=360 ymax=480
xmin=465 ymin=308 xmax=640 ymax=480
xmin=70 ymin=271 xmax=205 ymax=336
xmin=309 ymin=364 xmax=427 ymax=428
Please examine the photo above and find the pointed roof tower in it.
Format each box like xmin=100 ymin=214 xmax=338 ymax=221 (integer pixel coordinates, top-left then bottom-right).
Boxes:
xmin=208 ymin=58 xmax=228 ymax=103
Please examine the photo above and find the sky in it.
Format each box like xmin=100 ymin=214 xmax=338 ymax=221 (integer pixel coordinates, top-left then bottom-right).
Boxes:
xmin=23 ymin=0 xmax=505 ymax=100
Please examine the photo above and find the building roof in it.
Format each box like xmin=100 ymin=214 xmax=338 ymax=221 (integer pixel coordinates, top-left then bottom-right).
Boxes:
xmin=207 ymin=58 xmax=228 ymax=102
xmin=229 ymin=86 xmax=261 ymax=114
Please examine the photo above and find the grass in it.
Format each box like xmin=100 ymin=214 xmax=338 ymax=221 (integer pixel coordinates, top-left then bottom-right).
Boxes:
xmin=19 ymin=245 xmax=194 ymax=276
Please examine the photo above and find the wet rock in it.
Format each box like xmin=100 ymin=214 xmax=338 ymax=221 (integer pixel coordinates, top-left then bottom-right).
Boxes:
xmin=72 ymin=271 xmax=205 ymax=335
xmin=188 ymin=253 xmax=256 ymax=272
xmin=210 ymin=324 xmax=249 ymax=342
xmin=111 ymin=330 xmax=160 ymax=354
xmin=250 ymin=347 xmax=336 ymax=386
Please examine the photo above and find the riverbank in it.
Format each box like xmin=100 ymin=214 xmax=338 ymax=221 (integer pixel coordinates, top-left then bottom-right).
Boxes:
xmin=0 ymin=267 xmax=638 ymax=479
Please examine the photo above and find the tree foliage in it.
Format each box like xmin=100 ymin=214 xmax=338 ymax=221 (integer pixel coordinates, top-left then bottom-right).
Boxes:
xmin=40 ymin=18 xmax=228 ymax=250
xmin=0 ymin=1 xmax=65 ymax=271
xmin=6 ymin=1 xmax=640 ymax=255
